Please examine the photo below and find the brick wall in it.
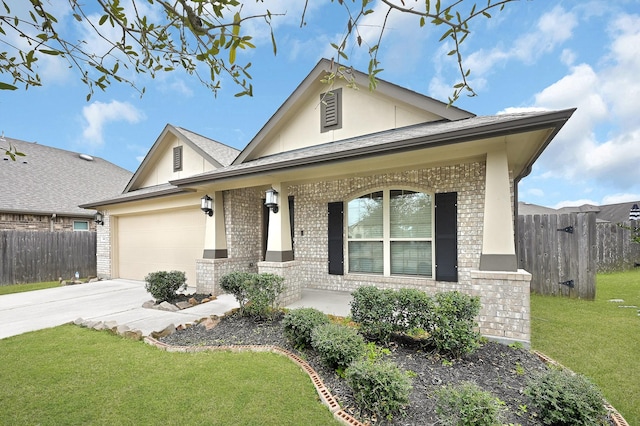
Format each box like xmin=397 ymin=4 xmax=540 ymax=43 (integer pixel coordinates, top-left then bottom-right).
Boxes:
xmin=0 ymin=213 xmax=96 ymax=232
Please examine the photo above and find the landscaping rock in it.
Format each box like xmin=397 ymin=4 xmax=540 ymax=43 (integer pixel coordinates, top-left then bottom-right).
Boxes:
xmin=74 ymin=318 xmax=85 ymax=325
xmin=105 ymin=321 xmax=118 ymax=332
xmin=122 ymin=329 xmax=142 ymax=340
xmin=142 ymin=300 xmax=156 ymax=309
xmin=188 ymin=297 xmax=198 ymax=306
xmin=116 ymin=324 xmax=130 ymax=335
xmin=151 ymin=324 xmax=176 ymax=339
xmin=157 ymin=301 xmax=179 ymax=312
xmin=92 ymin=322 xmax=107 ymax=331
xmin=199 ymin=316 xmax=220 ymax=330
xmin=176 ymin=301 xmax=191 ymax=310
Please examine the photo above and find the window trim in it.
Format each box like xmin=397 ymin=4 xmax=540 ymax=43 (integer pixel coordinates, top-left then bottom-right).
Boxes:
xmin=73 ymin=220 xmax=90 ymax=232
xmin=346 ymin=187 xmax=435 ymax=278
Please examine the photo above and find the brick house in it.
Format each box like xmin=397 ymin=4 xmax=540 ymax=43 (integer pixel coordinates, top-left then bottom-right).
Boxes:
xmin=82 ymin=59 xmax=574 ymax=346
xmin=1 ymin=137 xmax=132 ymax=232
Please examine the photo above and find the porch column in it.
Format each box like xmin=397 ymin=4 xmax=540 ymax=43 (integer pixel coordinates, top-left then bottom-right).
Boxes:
xmin=265 ymin=183 xmax=293 ymax=262
xmin=202 ymin=191 xmax=227 ymax=259
xmin=479 ymin=147 xmax=517 ymax=271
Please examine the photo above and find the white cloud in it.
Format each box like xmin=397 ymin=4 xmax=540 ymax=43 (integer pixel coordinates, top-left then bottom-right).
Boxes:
xmin=81 ymin=100 xmax=144 ymax=147
xmin=602 ymin=193 xmax=640 ymax=205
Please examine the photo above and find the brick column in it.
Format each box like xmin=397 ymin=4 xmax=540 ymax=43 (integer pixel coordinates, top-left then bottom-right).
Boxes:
xmin=470 ymin=269 xmax=531 ymax=347
xmin=257 ymin=260 xmax=301 ymax=306
xmin=96 ymin=211 xmax=111 ymax=279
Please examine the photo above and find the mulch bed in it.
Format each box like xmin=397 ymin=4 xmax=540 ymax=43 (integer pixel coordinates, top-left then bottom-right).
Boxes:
xmin=159 ymin=311 xmax=612 ymax=425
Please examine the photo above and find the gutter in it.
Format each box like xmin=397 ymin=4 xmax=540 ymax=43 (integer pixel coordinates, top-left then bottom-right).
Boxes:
xmin=78 ymin=187 xmax=195 ymax=210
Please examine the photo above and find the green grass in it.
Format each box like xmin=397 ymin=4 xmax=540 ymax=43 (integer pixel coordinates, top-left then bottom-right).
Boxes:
xmin=0 ymin=325 xmax=339 ymax=425
xmin=531 ymin=270 xmax=640 ymax=425
xmin=0 ymin=280 xmax=61 ymax=295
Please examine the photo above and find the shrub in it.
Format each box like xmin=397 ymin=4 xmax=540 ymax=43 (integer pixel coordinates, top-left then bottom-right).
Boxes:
xmin=283 ymin=308 xmax=330 ymax=349
xmin=435 ymin=382 xmax=505 ymax=426
xmin=144 ymin=270 xmax=187 ymax=302
xmin=525 ymin=368 xmax=608 ymax=425
xmin=350 ymin=286 xmax=434 ymax=342
xmin=345 ymin=358 xmax=413 ymax=421
xmin=219 ymin=272 xmax=284 ymax=319
xmin=311 ymin=323 xmax=366 ymax=370
xmin=430 ymin=291 xmax=481 ymax=358
xmin=350 ymin=286 xmax=397 ymax=341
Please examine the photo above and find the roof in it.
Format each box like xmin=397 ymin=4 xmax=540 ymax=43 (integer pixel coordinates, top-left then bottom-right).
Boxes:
xmin=0 ymin=137 xmax=132 ymax=216
xmin=232 ymin=58 xmax=475 ymax=165
xmin=518 ymin=201 xmax=640 ymax=223
xmin=123 ymin=124 xmax=240 ymax=192
xmin=172 ymin=108 xmax=574 ymax=188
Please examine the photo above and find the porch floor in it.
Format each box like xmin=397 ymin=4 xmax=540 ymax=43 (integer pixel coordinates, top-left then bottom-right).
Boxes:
xmin=285 ymin=288 xmax=352 ymax=317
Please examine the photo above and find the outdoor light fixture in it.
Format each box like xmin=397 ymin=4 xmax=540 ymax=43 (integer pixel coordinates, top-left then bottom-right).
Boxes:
xmin=265 ymin=188 xmax=279 ymax=213
xmin=200 ymin=194 xmax=213 ymax=217
xmin=94 ymin=211 xmax=104 ymax=226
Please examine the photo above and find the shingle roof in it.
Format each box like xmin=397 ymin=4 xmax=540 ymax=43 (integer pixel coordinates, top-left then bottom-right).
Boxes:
xmin=0 ymin=137 xmax=132 ymax=216
xmin=518 ymin=201 xmax=640 ymax=223
xmin=173 ymin=108 xmax=574 ymax=187
xmin=172 ymin=126 xmax=239 ymax=167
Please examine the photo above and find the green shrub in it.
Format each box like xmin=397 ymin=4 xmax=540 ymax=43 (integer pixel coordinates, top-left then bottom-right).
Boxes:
xmin=144 ymin=270 xmax=186 ymax=302
xmin=282 ymin=308 xmax=330 ymax=349
xmin=311 ymin=323 xmax=366 ymax=370
xmin=435 ymin=382 xmax=505 ymax=426
xmin=350 ymin=286 xmax=397 ymax=341
xmin=430 ymin=291 xmax=481 ymax=358
xmin=350 ymin=286 xmax=434 ymax=342
xmin=345 ymin=358 xmax=413 ymax=421
xmin=219 ymin=272 xmax=284 ymax=319
xmin=525 ymin=368 xmax=608 ymax=425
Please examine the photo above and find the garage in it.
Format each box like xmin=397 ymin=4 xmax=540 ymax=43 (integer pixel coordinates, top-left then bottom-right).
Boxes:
xmin=115 ymin=207 xmax=205 ymax=284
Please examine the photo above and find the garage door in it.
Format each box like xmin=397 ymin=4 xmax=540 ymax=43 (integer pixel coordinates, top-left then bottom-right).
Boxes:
xmin=116 ymin=208 xmax=205 ymax=284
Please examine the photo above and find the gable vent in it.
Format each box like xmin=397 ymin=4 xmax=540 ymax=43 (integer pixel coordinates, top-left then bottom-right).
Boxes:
xmin=173 ymin=146 xmax=183 ymax=172
xmin=321 ymin=89 xmax=342 ymax=133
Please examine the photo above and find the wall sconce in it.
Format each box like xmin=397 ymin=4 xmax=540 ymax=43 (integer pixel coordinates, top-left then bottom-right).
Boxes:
xmin=265 ymin=187 xmax=279 ymax=213
xmin=94 ymin=211 xmax=104 ymax=226
xmin=200 ymin=194 xmax=213 ymax=217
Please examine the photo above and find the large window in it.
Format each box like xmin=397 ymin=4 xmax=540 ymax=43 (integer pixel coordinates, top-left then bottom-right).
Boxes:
xmin=347 ymin=189 xmax=433 ymax=277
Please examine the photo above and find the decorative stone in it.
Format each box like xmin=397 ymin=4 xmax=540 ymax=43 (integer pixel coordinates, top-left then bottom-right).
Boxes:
xmin=104 ymin=321 xmax=118 ymax=331
xmin=200 ymin=316 xmax=220 ymax=330
xmin=142 ymin=300 xmax=156 ymax=309
xmin=116 ymin=324 xmax=130 ymax=334
xmin=188 ymin=297 xmax=198 ymax=306
xmin=151 ymin=324 xmax=175 ymax=339
xmin=176 ymin=301 xmax=191 ymax=310
xmin=92 ymin=322 xmax=106 ymax=331
xmin=74 ymin=318 xmax=85 ymax=325
xmin=157 ymin=301 xmax=179 ymax=312
xmin=122 ymin=329 xmax=142 ymax=340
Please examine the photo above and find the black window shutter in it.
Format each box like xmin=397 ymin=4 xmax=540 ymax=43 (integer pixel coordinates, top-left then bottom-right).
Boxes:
xmin=435 ymin=192 xmax=458 ymax=282
xmin=328 ymin=201 xmax=344 ymax=275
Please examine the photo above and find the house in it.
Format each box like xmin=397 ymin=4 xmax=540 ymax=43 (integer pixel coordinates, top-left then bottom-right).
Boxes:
xmin=519 ymin=201 xmax=640 ymax=223
xmin=81 ymin=59 xmax=575 ymax=346
xmin=0 ymin=137 xmax=132 ymax=232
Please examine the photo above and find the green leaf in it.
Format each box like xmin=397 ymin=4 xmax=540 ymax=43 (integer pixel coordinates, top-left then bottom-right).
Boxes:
xmin=39 ymin=49 xmax=60 ymax=56
xmin=99 ymin=14 xmax=108 ymax=25
xmin=0 ymin=82 xmax=18 ymax=91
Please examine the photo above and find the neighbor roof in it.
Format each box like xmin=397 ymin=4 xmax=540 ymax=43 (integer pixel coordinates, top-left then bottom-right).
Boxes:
xmin=518 ymin=201 xmax=640 ymax=223
xmin=0 ymin=137 xmax=132 ymax=216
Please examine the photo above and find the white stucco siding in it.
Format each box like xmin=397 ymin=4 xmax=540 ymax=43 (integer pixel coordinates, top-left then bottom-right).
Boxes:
xmin=138 ymin=135 xmax=215 ymax=188
xmin=115 ymin=207 xmax=205 ymax=284
xmin=252 ymin=81 xmax=441 ymax=159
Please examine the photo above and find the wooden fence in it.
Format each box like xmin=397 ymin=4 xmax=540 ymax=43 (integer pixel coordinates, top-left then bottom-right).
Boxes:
xmin=518 ymin=213 xmax=597 ymax=299
xmin=518 ymin=214 xmax=640 ymax=299
xmin=0 ymin=230 xmax=96 ymax=285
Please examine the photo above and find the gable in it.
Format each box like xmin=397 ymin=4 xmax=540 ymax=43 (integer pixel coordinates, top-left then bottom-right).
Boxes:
xmin=234 ymin=58 xmax=474 ymax=164
xmin=126 ymin=125 xmax=240 ymax=192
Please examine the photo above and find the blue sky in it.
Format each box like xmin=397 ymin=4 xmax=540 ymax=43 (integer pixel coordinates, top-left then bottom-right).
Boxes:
xmin=2 ymin=0 xmax=640 ymax=209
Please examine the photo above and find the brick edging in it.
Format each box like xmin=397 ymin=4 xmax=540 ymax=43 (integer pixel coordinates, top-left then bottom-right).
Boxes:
xmin=533 ymin=350 xmax=630 ymax=426
xmin=144 ymin=337 xmax=367 ymax=426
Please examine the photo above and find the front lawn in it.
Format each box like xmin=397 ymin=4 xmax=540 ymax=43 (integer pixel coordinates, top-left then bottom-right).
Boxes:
xmin=0 ymin=280 xmax=60 ymax=295
xmin=0 ymin=325 xmax=338 ymax=425
xmin=531 ymin=269 xmax=640 ymax=425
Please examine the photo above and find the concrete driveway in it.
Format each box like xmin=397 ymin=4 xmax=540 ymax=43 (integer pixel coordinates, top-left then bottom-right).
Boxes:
xmin=0 ymin=279 xmax=238 ymax=340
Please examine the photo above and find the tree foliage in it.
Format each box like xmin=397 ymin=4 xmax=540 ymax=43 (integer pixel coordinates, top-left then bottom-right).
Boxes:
xmin=0 ymin=0 xmax=516 ymax=103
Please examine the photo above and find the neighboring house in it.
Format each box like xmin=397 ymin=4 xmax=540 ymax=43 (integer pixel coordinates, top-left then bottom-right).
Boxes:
xmin=82 ymin=59 xmax=574 ymax=346
xmin=1 ymin=137 xmax=132 ymax=232
xmin=519 ymin=201 xmax=640 ymax=223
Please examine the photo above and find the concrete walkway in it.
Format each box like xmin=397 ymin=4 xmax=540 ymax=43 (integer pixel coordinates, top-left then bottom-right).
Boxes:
xmin=0 ymin=279 xmax=238 ymax=340
xmin=0 ymin=280 xmax=352 ymax=340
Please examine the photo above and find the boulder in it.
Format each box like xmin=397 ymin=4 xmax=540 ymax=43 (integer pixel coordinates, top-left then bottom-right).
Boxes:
xmin=142 ymin=300 xmax=156 ymax=309
xmin=151 ymin=324 xmax=176 ymax=339
xmin=188 ymin=297 xmax=198 ymax=306
xmin=176 ymin=301 xmax=191 ymax=310
xmin=157 ymin=302 xmax=179 ymax=312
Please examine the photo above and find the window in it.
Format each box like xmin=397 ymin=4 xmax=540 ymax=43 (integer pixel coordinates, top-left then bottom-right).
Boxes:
xmin=320 ymin=89 xmax=342 ymax=132
xmin=173 ymin=146 xmax=183 ymax=172
xmin=73 ymin=221 xmax=89 ymax=231
xmin=347 ymin=189 xmax=433 ymax=277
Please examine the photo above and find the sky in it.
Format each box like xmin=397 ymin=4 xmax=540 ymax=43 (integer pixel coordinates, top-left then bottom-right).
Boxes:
xmin=1 ymin=0 xmax=640 ymax=209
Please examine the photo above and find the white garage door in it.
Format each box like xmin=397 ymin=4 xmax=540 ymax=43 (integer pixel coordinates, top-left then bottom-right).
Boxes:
xmin=116 ymin=208 xmax=205 ymax=284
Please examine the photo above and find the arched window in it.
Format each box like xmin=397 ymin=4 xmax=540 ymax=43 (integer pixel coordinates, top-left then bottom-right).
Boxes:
xmin=347 ymin=189 xmax=433 ymax=277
